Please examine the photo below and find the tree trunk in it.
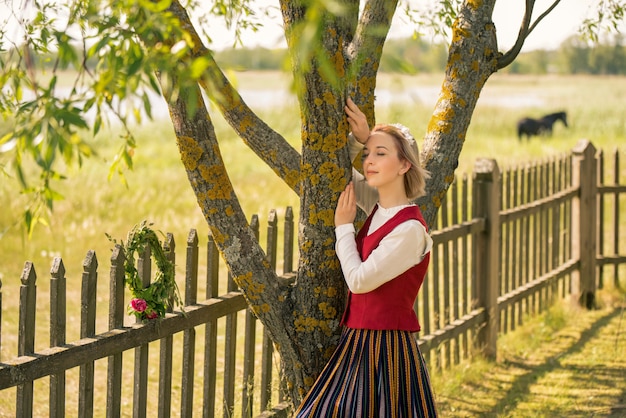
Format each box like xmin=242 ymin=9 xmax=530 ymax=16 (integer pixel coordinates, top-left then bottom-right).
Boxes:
xmin=158 ymin=0 xmax=503 ymax=408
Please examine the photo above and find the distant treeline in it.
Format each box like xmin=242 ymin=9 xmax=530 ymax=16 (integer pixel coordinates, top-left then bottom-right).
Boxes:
xmin=3 ymin=34 xmax=625 ymax=76
xmin=214 ymin=34 xmax=626 ymax=76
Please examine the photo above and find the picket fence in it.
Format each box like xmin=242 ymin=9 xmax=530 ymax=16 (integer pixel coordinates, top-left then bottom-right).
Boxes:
xmin=0 ymin=139 xmax=624 ymax=417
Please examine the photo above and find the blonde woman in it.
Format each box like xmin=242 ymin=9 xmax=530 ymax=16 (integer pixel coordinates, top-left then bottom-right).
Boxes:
xmin=295 ymin=99 xmax=438 ymax=417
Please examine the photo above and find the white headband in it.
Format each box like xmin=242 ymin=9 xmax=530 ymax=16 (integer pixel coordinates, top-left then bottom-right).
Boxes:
xmin=390 ymin=123 xmax=418 ymax=154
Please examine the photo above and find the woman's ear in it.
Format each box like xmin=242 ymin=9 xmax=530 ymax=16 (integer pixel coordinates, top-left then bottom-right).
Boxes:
xmin=400 ymin=161 xmax=411 ymax=175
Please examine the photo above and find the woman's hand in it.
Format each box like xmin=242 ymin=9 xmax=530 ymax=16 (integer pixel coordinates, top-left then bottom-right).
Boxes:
xmin=345 ymin=98 xmax=370 ymax=144
xmin=335 ymin=182 xmax=357 ymax=227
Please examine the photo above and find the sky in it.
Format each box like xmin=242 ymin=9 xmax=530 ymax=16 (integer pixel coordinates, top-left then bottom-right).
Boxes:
xmin=491 ymin=0 xmax=600 ymax=50
xmin=0 ymin=0 xmax=615 ymax=52
xmin=203 ymin=0 xmax=607 ymax=52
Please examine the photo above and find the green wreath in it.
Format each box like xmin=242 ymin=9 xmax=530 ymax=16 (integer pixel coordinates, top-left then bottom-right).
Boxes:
xmin=108 ymin=221 xmax=183 ymax=321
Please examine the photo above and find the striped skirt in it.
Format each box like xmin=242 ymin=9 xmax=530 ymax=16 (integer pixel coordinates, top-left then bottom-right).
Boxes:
xmin=293 ymin=328 xmax=438 ymax=418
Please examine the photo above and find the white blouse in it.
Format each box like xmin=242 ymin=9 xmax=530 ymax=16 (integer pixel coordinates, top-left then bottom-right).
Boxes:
xmin=335 ymin=136 xmax=433 ymax=294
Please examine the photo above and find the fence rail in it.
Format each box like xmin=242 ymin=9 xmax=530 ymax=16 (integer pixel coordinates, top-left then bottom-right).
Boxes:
xmin=0 ymin=139 xmax=624 ymax=417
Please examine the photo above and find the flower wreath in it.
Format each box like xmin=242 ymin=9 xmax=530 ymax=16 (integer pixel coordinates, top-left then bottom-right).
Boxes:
xmin=108 ymin=221 xmax=183 ymax=321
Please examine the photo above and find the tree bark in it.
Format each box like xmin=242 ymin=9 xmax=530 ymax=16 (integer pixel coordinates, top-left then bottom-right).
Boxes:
xmin=418 ymin=0 xmax=500 ymax=227
xmin=158 ymin=0 xmax=507 ymax=408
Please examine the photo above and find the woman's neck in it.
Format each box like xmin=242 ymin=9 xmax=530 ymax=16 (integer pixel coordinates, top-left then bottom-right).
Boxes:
xmin=377 ymin=188 xmax=410 ymax=209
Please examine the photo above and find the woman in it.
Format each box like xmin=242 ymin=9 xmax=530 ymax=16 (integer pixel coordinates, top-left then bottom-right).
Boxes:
xmin=294 ymin=98 xmax=438 ymax=417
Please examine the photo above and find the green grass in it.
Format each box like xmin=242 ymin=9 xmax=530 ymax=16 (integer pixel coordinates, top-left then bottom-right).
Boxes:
xmin=432 ymin=287 xmax=626 ymax=417
xmin=0 ymin=71 xmax=625 ymax=415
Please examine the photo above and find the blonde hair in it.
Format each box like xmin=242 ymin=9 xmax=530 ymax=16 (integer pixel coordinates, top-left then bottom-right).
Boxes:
xmin=371 ymin=124 xmax=430 ymax=199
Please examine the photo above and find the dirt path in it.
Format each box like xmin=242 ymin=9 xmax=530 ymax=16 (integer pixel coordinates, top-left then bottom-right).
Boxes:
xmin=436 ymin=301 xmax=626 ymax=417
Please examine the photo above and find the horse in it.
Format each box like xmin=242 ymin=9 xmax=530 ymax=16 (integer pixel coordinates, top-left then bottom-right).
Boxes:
xmin=517 ymin=111 xmax=568 ymax=141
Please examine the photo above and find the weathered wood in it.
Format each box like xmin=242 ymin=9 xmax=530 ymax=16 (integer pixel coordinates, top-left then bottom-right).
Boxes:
xmin=598 ymin=150 xmax=605 ymax=289
xmin=461 ymin=174 xmax=470 ymax=359
xmin=283 ymin=207 xmax=294 ymax=275
xmin=50 ymin=257 xmax=66 ymax=418
xmin=498 ymin=259 xmax=578 ymax=310
xmin=181 ymin=230 xmax=198 ymax=418
xmin=133 ymin=246 xmax=151 ymax=418
xmin=571 ymin=140 xmax=598 ymax=308
xmin=243 ymin=308 xmax=257 ymax=418
xmin=0 ymin=144 xmax=624 ymax=416
xmin=473 ymin=158 xmax=500 ymax=359
xmin=440 ymin=191 xmax=452 ymax=367
xmin=202 ymin=232 xmax=220 ymax=418
xmin=223 ymin=272 xmax=238 ymax=418
xmin=418 ymin=308 xmax=487 ymax=353
xmin=450 ymin=177 xmax=461 ymax=365
xmin=0 ymin=292 xmax=248 ymax=389
xmin=158 ymin=234 xmax=175 ymax=418
xmin=243 ymin=216 xmax=261 ymax=418
xmin=261 ymin=210 xmax=278 ymax=410
xmin=107 ymin=245 xmax=125 ymax=418
xmin=17 ymin=261 xmax=36 ymax=418
xmin=612 ymin=149 xmax=620 ymax=287
xmin=502 ymin=168 xmax=511 ymax=333
xmin=79 ymin=250 xmax=98 ymax=418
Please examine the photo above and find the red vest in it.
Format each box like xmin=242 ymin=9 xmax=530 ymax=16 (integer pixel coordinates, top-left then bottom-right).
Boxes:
xmin=340 ymin=205 xmax=430 ymax=332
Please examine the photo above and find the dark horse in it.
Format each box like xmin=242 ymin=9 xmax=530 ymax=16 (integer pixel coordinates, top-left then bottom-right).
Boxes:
xmin=517 ymin=111 xmax=568 ymax=141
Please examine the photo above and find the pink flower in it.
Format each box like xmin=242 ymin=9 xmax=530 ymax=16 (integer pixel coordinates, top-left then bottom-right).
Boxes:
xmin=146 ymin=311 xmax=158 ymax=319
xmin=131 ymin=298 xmax=147 ymax=313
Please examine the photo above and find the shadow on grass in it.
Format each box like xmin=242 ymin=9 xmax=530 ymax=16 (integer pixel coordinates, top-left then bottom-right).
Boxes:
xmin=484 ymin=306 xmax=625 ymax=417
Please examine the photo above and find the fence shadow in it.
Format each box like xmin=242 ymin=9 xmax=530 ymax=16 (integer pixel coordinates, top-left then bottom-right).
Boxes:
xmin=438 ymin=304 xmax=625 ymax=417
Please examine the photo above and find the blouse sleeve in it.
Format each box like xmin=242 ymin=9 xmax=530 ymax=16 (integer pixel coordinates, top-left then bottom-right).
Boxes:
xmin=335 ymin=220 xmax=432 ymax=294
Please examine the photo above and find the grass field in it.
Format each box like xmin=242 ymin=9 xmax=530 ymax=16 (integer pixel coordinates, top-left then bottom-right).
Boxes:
xmin=0 ymin=71 xmax=625 ymax=416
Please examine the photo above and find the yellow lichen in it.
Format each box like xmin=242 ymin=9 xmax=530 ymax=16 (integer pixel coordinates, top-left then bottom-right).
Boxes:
xmin=176 ymin=136 xmax=203 ymax=171
xmin=318 ymin=302 xmax=337 ymax=319
xmin=210 ymin=227 xmax=228 ymax=245
xmin=357 ymin=76 xmax=376 ymax=96
xmin=199 ymin=164 xmax=233 ymax=200
xmin=234 ymin=271 xmax=265 ymax=301
xmin=310 ymin=207 xmax=335 ymax=227
xmin=283 ymin=167 xmax=301 ymax=189
xmin=318 ymin=161 xmax=345 ymax=192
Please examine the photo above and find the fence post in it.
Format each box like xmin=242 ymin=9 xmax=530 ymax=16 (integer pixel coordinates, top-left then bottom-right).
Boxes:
xmin=79 ymin=250 xmax=98 ymax=418
xmin=17 ymin=262 xmax=37 ymax=418
xmin=181 ymin=229 xmax=198 ymax=418
xmin=472 ymin=158 xmax=500 ymax=359
xmin=158 ymin=233 xmax=175 ymax=418
xmin=50 ymin=257 xmax=66 ymax=418
xmin=107 ymin=245 xmax=125 ymax=418
xmin=571 ymin=139 xmax=597 ymax=309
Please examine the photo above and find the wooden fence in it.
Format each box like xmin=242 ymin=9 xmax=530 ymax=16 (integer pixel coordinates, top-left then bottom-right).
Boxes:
xmin=0 ymin=139 xmax=624 ymax=417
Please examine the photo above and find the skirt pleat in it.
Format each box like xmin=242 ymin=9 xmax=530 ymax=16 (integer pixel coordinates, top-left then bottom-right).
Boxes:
xmin=294 ymin=328 xmax=438 ymax=418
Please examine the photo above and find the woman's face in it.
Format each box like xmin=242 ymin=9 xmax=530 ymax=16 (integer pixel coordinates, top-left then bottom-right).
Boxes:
xmin=362 ymin=132 xmax=408 ymax=190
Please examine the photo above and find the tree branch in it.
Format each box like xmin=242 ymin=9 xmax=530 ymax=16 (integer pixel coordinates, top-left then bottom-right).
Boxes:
xmin=349 ymin=0 xmax=398 ymax=124
xmin=168 ymin=0 xmax=302 ymax=194
xmin=498 ymin=0 xmax=562 ymax=69
xmin=162 ymin=74 xmax=295 ymax=353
